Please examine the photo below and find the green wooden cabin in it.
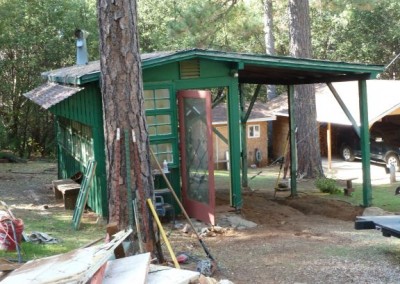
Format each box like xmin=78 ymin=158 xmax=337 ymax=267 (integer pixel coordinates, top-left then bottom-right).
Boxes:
xmin=24 ymin=49 xmax=384 ymax=219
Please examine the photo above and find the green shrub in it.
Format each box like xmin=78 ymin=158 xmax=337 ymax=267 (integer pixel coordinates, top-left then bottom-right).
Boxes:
xmin=315 ymin=177 xmax=341 ymax=194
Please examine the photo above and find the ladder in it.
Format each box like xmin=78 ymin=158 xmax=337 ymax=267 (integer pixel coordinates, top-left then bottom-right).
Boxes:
xmin=72 ymin=160 xmax=97 ymax=230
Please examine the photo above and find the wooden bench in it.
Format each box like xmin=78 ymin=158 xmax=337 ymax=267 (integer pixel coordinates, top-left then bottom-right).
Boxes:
xmin=337 ymin=177 xmax=357 ymax=196
xmin=52 ymin=179 xmax=81 ymax=210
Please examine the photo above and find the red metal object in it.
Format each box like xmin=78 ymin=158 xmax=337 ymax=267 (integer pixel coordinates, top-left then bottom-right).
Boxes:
xmin=0 ymin=218 xmax=24 ymax=251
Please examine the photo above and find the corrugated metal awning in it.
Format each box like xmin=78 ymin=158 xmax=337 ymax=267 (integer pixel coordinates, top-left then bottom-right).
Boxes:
xmin=23 ymin=82 xmax=83 ymax=110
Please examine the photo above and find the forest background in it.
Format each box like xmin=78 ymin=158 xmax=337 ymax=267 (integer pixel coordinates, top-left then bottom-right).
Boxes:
xmin=1 ymin=0 xmax=399 ymax=158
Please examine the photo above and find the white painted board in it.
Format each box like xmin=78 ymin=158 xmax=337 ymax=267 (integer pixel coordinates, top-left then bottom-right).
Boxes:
xmin=147 ymin=264 xmax=200 ymax=284
xmin=102 ymin=253 xmax=150 ymax=284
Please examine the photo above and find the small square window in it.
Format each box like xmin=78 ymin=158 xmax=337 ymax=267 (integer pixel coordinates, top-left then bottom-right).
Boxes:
xmin=248 ymin=125 xmax=260 ymax=138
xmin=150 ymin=143 xmax=174 ymax=169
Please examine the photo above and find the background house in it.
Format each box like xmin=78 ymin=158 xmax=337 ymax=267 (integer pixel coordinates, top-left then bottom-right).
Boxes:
xmin=212 ymin=102 xmax=275 ymax=169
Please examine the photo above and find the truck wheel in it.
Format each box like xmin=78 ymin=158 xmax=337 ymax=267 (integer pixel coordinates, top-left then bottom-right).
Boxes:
xmin=341 ymin=145 xmax=355 ymax=162
xmin=385 ymin=153 xmax=400 ymax=172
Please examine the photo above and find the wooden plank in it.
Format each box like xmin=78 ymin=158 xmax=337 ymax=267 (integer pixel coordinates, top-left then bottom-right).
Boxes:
xmin=1 ymin=229 xmax=132 ymax=284
xmin=106 ymin=222 xmax=125 ymax=259
xmin=57 ymin=183 xmax=81 ymax=210
xmin=0 ymin=259 xmax=22 ymax=272
xmin=147 ymin=264 xmax=200 ymax=284
xmin=57 ymin=183 xmax=80 ymax=195
xmin=52 ymin=179 xmax=76 ymax=199
xmin=102 ymin=253 xmax=150 ymax=284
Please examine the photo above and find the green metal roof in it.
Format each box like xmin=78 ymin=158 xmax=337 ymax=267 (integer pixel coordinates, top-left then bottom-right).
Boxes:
xmin=41 ymin=48 xmax=384 ymax=86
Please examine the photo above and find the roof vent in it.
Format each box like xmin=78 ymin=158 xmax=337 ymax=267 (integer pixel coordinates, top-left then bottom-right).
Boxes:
xmin=179 ymin=60 xmax=200 ymax=79
xmin=75 ymin=29 xmax=89 ymax=65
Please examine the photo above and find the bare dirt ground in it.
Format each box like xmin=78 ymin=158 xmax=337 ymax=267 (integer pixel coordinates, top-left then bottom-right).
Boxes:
xmin=2 ymin=161 xmax=400 ymax=283
xmin=0 ymin=161 xmax=57 ymax=209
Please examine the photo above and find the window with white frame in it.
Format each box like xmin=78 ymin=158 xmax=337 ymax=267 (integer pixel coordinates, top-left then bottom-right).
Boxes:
xmin=248 ymin=125 xmax=260 ymax=138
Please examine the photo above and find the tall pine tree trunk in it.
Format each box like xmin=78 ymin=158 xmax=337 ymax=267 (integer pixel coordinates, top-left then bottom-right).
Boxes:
xmin=98 ymin=0 xmax=156 ymax=253
xmin=263 ymin=0 xmax=277 ymax=100
xmin=288 ymin=0 xmax=323 ymax=177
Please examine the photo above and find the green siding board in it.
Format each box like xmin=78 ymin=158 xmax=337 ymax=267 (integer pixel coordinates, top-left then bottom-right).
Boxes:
xmin=51 ymin=84 xmax=101 ymax=126
xmin=142 ymin=60 xmax=231 ymax=84
xmin=175 ymin=77 xmax=233 ymax=90
xmin=143 ymin=63 xmax=180 ymax=82
xmin=50 ymin=84 xmax=107 ymax=217
xmin=199 ymin=59 xmax=230 ymax=78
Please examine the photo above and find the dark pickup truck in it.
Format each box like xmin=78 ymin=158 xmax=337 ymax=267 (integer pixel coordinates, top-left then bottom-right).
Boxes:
xmin=338 ymin=122 xmax=400 ymax=170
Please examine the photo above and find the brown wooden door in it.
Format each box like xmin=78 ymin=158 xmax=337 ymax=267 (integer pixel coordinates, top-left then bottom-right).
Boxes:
xmin=178 ymin=90 xmax=215 ymax=225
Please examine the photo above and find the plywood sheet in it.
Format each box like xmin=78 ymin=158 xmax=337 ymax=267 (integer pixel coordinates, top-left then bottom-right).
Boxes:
xmin=148 ymin=264 xmax=200 ymax=284
xmin=102 ymin=253 xmax=150 ymax=284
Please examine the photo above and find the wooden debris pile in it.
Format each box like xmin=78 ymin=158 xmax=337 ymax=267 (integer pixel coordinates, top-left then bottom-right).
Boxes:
xmin=0 ymin=229 xmax=201 ymax=284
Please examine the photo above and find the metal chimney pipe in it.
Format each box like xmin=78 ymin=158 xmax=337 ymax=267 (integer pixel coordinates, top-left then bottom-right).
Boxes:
xmin=75 ymin=29 xmax=89 ymax=65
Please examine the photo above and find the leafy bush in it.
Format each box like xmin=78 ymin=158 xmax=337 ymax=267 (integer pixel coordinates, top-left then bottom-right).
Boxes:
xmin=315 ymin=177 xmax=341 ymax=194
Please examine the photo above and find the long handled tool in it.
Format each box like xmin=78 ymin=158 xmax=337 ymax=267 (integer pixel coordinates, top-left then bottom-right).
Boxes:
xmin=147 ymin=198 xmax=180 ymax=269
xmin=133 ymin=198 xmax=144 ymax=253
xmin=150 ymin=149 xmax=216 ymax=263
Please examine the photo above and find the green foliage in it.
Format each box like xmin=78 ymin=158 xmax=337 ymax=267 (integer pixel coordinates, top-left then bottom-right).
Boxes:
xmin=0 ymin=0 xmax=98 ymax=158
xmin=138 ymin=0 xmax=267 ymax=53
xmin=3 ymin=0 xmax=400 ymax=158
xmin=315 ymin=177 xmax=341 ymax=194
xmin=138 ymin=0 xmax=400 ymax=78
xmin=311 ymin=0 xmax=400 ymax=78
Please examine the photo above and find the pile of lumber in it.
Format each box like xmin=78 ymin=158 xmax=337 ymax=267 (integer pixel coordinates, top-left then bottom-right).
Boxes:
xmin=0 ymin=229 xmax=200 ymax=284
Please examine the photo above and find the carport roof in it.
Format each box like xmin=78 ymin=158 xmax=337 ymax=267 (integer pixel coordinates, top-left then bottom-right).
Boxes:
xmin=41 ymin=48 xmax=384 ymax=86
xmin=267 ymin=80 xmax=400 ymax=126
xmin=316 ymin=80 xmax=400 ymax=126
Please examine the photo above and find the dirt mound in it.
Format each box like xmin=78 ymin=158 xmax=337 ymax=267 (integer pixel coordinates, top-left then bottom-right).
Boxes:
xmin=240 ymin=193 xmax=305 ymax=225
xmin=276 ymin=195 xmax=364 ymax=221
xmin=217 ymin=191 xmax=364 ymax=225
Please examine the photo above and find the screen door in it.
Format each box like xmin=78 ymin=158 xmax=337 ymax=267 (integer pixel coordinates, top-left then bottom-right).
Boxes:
xmin=178 ymin=90 xmax=215 ymax=225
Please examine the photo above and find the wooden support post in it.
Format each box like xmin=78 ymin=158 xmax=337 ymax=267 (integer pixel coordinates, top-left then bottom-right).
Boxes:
xmin=390 ymin=164 xmax=396 ymax=183
xmin=327 ymin=123 xmax=332 ymax=171
xmin=288 ymin=85 xmax=297 ymax=197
